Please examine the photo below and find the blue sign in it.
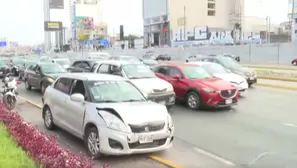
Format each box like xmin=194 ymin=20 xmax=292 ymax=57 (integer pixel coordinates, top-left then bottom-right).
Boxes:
xmin=99 ymin=39 xmax=109 ymax=45
xmin=0 ymin=41 xmax=7 ymax=47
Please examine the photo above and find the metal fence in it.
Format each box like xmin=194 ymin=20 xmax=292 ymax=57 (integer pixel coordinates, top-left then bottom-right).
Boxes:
xmin=105 ymin=42 xmax=297 ymax=64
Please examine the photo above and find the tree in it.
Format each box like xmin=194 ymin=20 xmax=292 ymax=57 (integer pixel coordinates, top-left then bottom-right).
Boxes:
xmin=77 ymin=32 xmax=90 ymax=42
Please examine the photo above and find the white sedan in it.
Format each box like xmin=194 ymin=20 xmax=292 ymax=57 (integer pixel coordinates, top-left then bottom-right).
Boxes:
xmin=189 ymin=62 xmax=248 ymax=94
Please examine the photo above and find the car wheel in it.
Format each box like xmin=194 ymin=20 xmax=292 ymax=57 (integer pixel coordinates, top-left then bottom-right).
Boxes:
xmin=248 ymin=83 xmax=253 ymax=87
xmin=43 ymin=106 xmax=55 ymax=130
xmin=186 ymin=91 xmax=201 ymax=110
xmin=25 ymin=80 xmax=32 ymax=90
xmin=293 ymin=61 xmax=297 ymax=66
xmin=84 ymin=127 xmax=101 ymax=159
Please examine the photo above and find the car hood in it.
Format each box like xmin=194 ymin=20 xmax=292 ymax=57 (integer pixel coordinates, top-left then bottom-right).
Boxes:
xmin=213 ymin=73 xmax=246 ymax=83
xmin=130 ymin=77 xmax=173 ymax=93
xmin=191 ymin=77 xmax=236 ymax=90
xmin=44 ymin=73 xmax=63 ymax=79
xmin=96 ymin=101 xmax=168 ymax=124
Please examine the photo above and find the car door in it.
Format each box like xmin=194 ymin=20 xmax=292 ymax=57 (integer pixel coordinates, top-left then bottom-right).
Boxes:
xmin=32 ymin=65 xmax=43 ymax=87
xmin=27 ymin=64 xmax=38 ymax=86
xmin=65 ymin=79 xmax=87 ymax=137
xmin=167 ymin=67 xmax=189 ymax=98
xmin=52 ymin=78 xmax=73 ymax=131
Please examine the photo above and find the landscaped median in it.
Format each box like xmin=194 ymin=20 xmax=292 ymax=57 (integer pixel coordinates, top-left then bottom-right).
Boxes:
xmin=0 ymin=103 xmax=108 ymax=168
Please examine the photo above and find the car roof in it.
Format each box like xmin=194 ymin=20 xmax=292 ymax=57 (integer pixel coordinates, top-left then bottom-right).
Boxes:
xmin=58 ymin=73 xmax=127 ymax=81
xmin=52 ymin=58 xmax=69 ymax=61
xmin=189 ymin=61 xmax=217 ymax=66
xmin=96 ymin=60 xmax=142 ymax=66
xmin=160 ymin=62 xmax=198 ymax=68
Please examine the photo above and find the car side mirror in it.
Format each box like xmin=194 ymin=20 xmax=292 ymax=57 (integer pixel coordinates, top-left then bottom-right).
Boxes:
xmin=173 ymin=74 xmax=180 ymax=80
xmin=70 ymin=93 xmax=84 ymax=102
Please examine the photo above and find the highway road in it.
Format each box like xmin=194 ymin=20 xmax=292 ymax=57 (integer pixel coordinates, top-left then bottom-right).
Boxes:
xmin=15 ymin=81 xmax=297 ymax=167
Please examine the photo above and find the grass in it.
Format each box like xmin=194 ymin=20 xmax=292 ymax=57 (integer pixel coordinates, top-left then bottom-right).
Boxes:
xmin=255 ymin=69 xmax=297 ymax=78
xmin=0 ymin=123 xmax=40 ymax=168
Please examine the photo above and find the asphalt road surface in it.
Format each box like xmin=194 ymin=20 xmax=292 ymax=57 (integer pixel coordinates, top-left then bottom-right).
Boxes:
xmin=15 ymin=81 xmax=297 ymax=167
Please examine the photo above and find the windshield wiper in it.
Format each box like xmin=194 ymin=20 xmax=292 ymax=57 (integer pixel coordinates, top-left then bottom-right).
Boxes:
xmin=122 ymin=99 xmax=145 ymax=102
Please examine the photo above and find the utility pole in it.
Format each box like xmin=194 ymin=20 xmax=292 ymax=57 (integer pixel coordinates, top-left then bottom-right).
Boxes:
xmin=265 ymin=16 xmax=268 ymax=43
xmin=291 ymin=0 xmax=295 ymax=42
xmin=268 ymin=16 xmax=271 ymax=43
xmin=183 ymin=5 xmax=186 ymax=43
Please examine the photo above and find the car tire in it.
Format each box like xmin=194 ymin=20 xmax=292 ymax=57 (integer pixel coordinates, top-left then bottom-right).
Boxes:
xmin=293 ymin=61 xmax=297 ymax=66
xmin=43 ymin=106 xmax=55 ymax=130
xmin=186 ymin=91 xmax=201 ymax=110
xmin=25 ymin=80 xmax=32 ymax=90
xmin=84 ymin=127 xmax=101 ymax=159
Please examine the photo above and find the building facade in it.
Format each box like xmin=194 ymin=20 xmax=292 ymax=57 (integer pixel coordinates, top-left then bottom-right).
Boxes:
xmin=142 ymin=0 xmax=170 ymax=47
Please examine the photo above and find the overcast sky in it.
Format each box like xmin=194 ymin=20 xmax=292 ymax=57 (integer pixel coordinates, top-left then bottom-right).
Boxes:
xmin=0 ymin=0 xmax=288 ymax=45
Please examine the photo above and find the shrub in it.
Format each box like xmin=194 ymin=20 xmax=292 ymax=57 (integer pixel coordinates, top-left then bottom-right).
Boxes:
xmin=0 ymin=103 xmax=108 ymax=168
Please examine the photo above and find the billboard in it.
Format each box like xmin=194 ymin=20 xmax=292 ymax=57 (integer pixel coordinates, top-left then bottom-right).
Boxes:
xmin=74 ymin=16 xmax=94 ymax=29
xmin=0 ymin=41 xmax=7 ymax=47
xmin=44 ymin=21 xmax=63 ymax=31
xmin=49 ymin=0 xmax=64 ymax=9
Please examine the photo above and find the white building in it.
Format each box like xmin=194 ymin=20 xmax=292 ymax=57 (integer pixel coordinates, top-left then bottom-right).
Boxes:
xmin=74 ymin=0 xmax=103 ymax=24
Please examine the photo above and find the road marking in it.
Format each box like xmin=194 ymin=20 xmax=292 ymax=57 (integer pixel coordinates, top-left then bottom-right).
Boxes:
xmin=149 ymin=155 xmax=183 ymax=168
xmin=193 ymin=147 xmax=235 ymax=166
xmin=18 ymin=96 xmax=42 ymax=109
xmin=283 ymin=123 xmax=297 ymax=128
xmin=19 ymin=96 xmax=183 ymax=168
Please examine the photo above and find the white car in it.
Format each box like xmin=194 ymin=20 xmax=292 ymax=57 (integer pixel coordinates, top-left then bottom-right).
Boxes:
xmin=87 ymin=52 xmax=110 ymax=60
xmin=42 ymin=73 xmax=174 ymax=158
xmin=90 ymin=60 xmax=176 ymax=108
xmin=190 ymin=62 xmax=248 ymax=94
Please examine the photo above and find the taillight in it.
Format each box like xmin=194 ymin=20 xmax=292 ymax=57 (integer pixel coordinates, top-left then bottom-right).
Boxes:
xmin=16 ymin=81 xmax=21 ymax=86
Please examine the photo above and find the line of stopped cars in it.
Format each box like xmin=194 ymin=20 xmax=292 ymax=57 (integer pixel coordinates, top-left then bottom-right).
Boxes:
xmin=17 ymin=52 xmax=257 ymax=159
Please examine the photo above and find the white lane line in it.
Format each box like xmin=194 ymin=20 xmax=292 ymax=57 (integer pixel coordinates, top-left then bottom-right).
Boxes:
xmin=283 ymin=123 xmax=297 ymax=128
xmin=193 ymin=147 xmax=235 ymax=166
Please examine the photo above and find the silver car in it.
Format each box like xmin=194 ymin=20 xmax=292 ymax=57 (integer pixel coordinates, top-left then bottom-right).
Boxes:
xmin=42 ymin=73 xmax=174 ymax=158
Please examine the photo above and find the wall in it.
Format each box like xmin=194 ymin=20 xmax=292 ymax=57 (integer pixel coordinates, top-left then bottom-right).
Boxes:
xmin=105 ymin=42 xmax=297 ymax=64
xmin=142 ymin=0 xmax=168 ymax=19
xmin=171 ymin=25 xmax=261 ymax=46
xmin=169 ymin=0 xmax=238 ymax=30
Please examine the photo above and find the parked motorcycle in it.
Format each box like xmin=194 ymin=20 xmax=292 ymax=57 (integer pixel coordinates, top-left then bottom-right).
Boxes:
xmin=1 ymin=74 xmax=21 ymax=110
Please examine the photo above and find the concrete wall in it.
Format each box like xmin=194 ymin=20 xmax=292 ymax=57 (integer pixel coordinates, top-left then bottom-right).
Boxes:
xmin=105 ymin=42 xmax=297 ymax=64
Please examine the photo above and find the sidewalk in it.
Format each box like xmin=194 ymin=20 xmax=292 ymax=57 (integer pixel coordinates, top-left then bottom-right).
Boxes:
xmin=257 ymin=79 xmax=297 ymax=89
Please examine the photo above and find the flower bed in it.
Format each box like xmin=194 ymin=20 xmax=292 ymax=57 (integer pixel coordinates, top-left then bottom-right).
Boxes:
xmin=0 ymin=103 xmax=107 ymax=168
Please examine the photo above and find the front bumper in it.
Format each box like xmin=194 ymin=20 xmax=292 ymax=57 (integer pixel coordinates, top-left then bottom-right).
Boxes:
xmin=246 ymin=76 xmax=257 ymax=85
xmin=98 ymin=126 xmax=174 ymax=155
xmin=147 ymin=91 xmax=175 ymax=106
xmin=201 ymin=91 xmax=238 ymax=108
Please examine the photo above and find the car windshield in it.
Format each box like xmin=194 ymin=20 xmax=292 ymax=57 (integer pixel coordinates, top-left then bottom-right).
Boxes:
xmin=122 ymin=64 xmax=156 ymax=79
xmin=201 ymin=64 xmax=229 ymax=74
xmin=120 ymin=56 xmax=141 ymax=62
xmin=24 ymin=61 xmax=36 ymax=67
xmin=217 ymin=57 xmax=242 ymax=70
xmin=41 ymin=63 xmax=67 ymax=74
xmin=55 ymin=59 xmax=70 ymax=66
xmin=87 ymin=81 xmax=145 ymax=103
xmin=182 ymin=66 xmax=213 ymax=79
xmin=0 ymin=60 xmax=7 ymax=66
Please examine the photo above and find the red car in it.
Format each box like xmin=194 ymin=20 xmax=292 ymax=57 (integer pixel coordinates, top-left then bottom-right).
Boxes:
xmin=153 ymin=63 xmax=239 ymax=110
xmin=291 ymin=58 xmax=297 ymax=66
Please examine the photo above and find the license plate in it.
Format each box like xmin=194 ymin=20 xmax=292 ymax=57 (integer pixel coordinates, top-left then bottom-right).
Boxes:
xmin=225 ymin=99 xmax=232 ymax=104
xmin=158 ymin=101 xmax=166 ymax=105
xmin=138 ymin=135 xmax=153 ymax=144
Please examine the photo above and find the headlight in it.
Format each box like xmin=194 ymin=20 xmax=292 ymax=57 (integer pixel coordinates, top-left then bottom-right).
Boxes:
xmin=47 ymin=78 xmax=55 ymax=83
xmin=167 ymin=114 xmax=174 ymax=128
xmin=202 ymin=87 xmax=216 ymax=93
xmin=167 ymin=84 xmax=174 ymax=92
xmin=99 ymin=111 xmax=130 ymax=133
